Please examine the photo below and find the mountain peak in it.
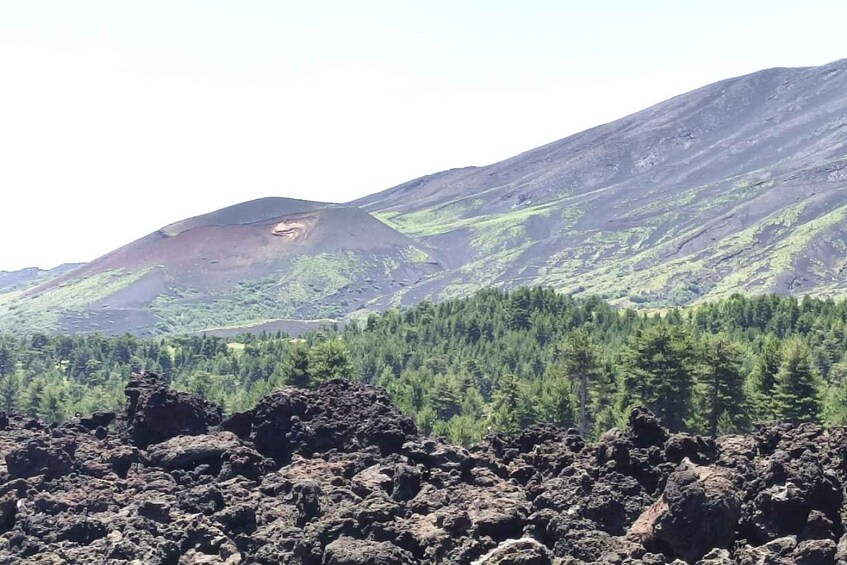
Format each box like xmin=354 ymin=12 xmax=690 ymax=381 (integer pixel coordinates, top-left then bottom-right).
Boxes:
xmin=161 ymin=197 xmax=334 ymax=237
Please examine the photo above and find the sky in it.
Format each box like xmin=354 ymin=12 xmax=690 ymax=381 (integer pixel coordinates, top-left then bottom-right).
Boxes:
xmin=1 ymin=1 xmax=845 ymax=271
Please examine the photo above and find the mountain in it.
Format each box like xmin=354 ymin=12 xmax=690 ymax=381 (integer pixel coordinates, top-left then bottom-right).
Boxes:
xmin=0 ymin=264 xmax=82 ymax=294
xmin=355 ymin=58 xmax=847 ymax=306
xmin=3 ymin=59 xmax=847 ymax=335
xmin=0 ymin=198 xmax=440 ymax=335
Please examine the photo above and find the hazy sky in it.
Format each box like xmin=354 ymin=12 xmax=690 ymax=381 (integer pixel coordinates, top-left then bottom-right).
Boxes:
xmin=1 ymin=1 xmax=845 ymax=270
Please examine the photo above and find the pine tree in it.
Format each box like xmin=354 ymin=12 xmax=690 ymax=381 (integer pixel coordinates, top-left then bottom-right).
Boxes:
xmin=591 ymin=360 xmax=623 ymax=440
xmin=823 ymin=361 xmax=847 ymax=425
xmin=38 ymin=386 xmax=65 ymax=423
xmin=489 ymin=373 xmax=520 ymax=433
xmin=0 ymin=342 xmax=15 ymax=378
xmin=25 ymin=379 xmax=45 ymax=419
xmin=751 ymin=335 xmax=782 ymax=420
xmin=285 ymin=344 xmax=312 ymax=388
xmin=189 ymin=372 xmax=214 ymax=401
xmin=622 ymin=324 xmax=695 ymax=432
xmin=444 ymin=414 xmax=483 ymax=446
xmin=508 ymin=291 xmax=532 ymax=331
xmin=0 ymin=371 xmax=21 ymax=413
xmin=558 ymin=328 xmax=601 ymax=437
xmin=698 ymin=334 xmax=747 ymax=437
xmin=156 ymin=347 xmax=174 ymax=376
xmin=415 ymin=406 xmax=437 ymax=436
xmin=515 ymin=385 xmax=541 ymax=429
xmin=431 ymin=378 xmax=462 ymax=421
xmin=309 ymin=340 xmax=352 ymax=383
xmin=542 ymin=374 xmax=575 ymax=429
xmin=773 ymin=338 xmax=823 ymax=424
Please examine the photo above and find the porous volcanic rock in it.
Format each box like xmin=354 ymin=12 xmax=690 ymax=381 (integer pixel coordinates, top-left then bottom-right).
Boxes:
xmin=628 ymin=459 xmax=741 ymax=561
xmin=1 ymin=373 xmax=847 ymax=564
xmin=119 ymin=370 xmax=222 ymax=447
xmin=247 ymin=379 xmax=418 ymax=462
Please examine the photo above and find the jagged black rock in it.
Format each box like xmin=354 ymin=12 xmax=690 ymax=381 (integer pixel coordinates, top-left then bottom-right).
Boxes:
xmin=0 ymin=372 xmax=845 ymax=564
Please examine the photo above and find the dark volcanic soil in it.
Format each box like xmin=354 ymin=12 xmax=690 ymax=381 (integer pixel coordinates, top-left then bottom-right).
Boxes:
xmin=1 ymin=373 xmax=846 ymax=564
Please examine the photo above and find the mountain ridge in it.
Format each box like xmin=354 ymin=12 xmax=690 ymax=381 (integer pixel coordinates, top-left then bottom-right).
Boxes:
xmin=3 ymin=58 xmax=847 ymax=335
xmin=353 ymin=59 xmax=847 ymax=213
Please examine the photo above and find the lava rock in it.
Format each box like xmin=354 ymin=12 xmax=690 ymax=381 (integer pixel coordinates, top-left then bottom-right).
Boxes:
xmin=5 ymin=437 xmax=75 ymax=479
xmin=629 ymin=459 xmax=740 ymax=562
xmin=78 ymin=411 xmax=116 ymax=431
xmin=322 ymin=537 xmax=416 ymax=564
xmin=628 ymin=407 xmax=669 ymax=448
xmin=147 ymin=431 xmax=244 ymax=471
xmin=1 ymin=372 xmax=847 ymax=564
xmin=251 ymin=379 xmax=417 ymax=462
xmin=472 ymin=538 xmax=552 ymax=564
xmin=120 ymin=371 xmax=222 ymax=448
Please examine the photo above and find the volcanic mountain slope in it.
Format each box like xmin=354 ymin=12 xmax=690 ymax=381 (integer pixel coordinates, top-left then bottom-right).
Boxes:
xmin=2 ymin=371 xmax=847 ymax=563
xmin=4 ymin=59 xmax=847 ymax=335
xmin=0 ymin=198 xmax=441 ymax=335
xmin=356 ymin=58 xmax=847 ymax=307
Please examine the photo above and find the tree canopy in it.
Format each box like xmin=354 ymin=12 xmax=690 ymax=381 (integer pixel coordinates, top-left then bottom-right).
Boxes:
xmin=0 ymin=289 xmax=844 ymax=444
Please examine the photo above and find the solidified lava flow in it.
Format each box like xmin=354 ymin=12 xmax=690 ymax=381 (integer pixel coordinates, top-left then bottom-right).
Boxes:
xmin=0 ymin=372 xmax=845 ymax=564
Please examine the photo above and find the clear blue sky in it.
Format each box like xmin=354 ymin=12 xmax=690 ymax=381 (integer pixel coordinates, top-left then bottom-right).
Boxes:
xmin=1 ymin=1 xmax=845 ymax=270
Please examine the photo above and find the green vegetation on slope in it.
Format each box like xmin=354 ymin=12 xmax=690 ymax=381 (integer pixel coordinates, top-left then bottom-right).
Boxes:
xmin=0 ymin=269 xmax=150 ymax=334
xmin=149 ymin=252 xmax=367 ymax=332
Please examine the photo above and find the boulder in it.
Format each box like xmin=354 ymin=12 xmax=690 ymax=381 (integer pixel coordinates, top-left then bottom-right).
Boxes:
xmin=628 ymin=407 xmax=669 ymax=448
xmin=793 ymin=538 xmax=836 ymax=564
xmin=251 ymin=379 xmax=417 ymax=462
xmin=664 ymin=433 xmax=717 ymax=465
xmin=5 ymin=437 xmax=75 ymax=479
xmin=471 ymin=538 xmax=552 ymax=565
xmin=78 ymin=411 xmax=116 ymax=432
xmin=322 ymin=537 xmax=416 ymax=565
xmin=628 ymin=458 xmax=740 ymax=562
xmin=695 ymin=548 xmax=733 ymax=565
xmin=0 ymin=493 xmax=16 ymax=532
xmin=147 ymin=432 xmax=244 ymax=471
xmin=120 ymin=371 xmax=222 ymax=448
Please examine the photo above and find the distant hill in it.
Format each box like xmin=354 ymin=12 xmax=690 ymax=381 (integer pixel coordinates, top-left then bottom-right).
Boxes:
xmin=0 ymin=264 xmax=82 ymax=293
xmin=3 ymin=59 xmax=847 ymax=335
xmin=0 ymin=198 xmax=440 ymax=335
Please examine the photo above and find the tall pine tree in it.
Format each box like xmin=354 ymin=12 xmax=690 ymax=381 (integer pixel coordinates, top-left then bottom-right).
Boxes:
xmin=558 ymin=328 xmax=601 ymax=438
xmin=773 ymin=338 xmax=823 ymax=424
xmin=622 ymin=324 xmax=695 ymax=432
xmin=750 ymin=335 xmax=782 ymax=421
xmin=309 ymin=340 xmax=352 ymax=383
xmin=698 ymin=333 xmax=747 ymax=437
xmin=285 ymin=344 xmax=312 ymax=388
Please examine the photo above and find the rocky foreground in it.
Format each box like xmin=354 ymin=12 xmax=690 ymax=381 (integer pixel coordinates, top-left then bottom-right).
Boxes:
xmin=0 ymin=374 xmax=845 ymax=564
